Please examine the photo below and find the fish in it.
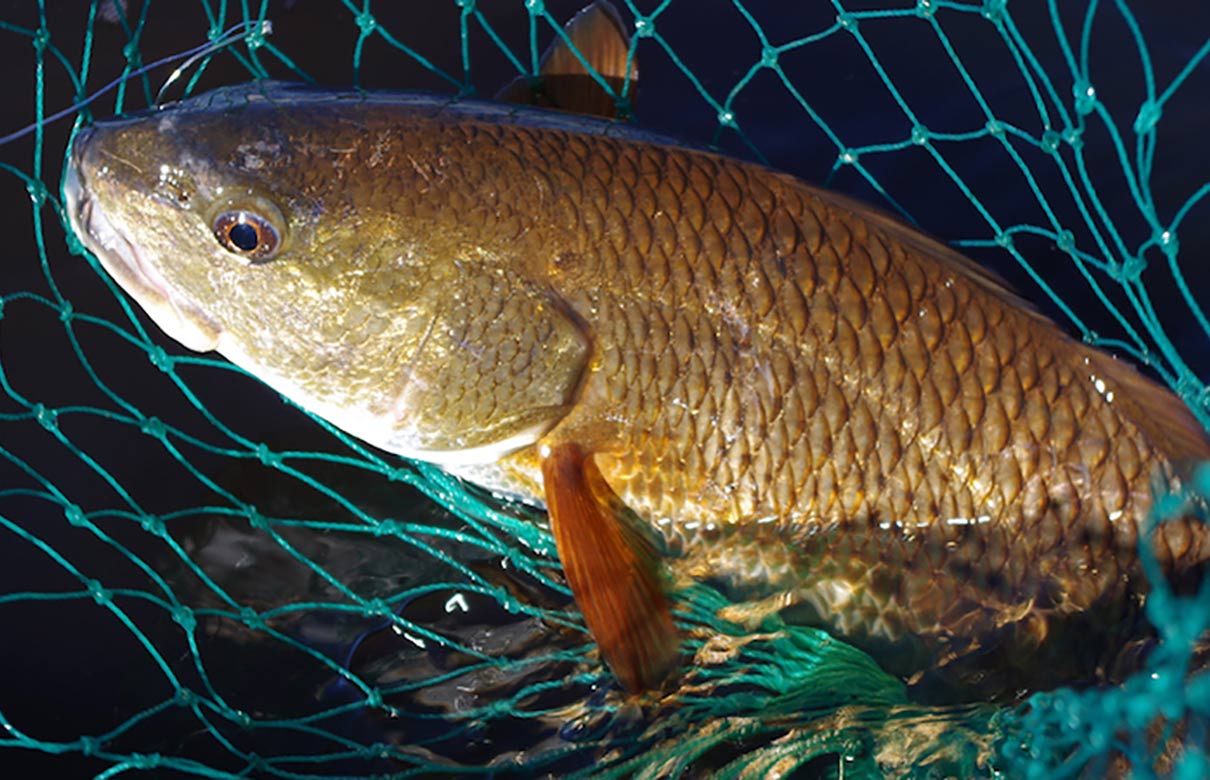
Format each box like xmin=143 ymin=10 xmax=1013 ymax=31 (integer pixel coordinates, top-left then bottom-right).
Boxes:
xmin=62 ymin=3 xmax=1210 ymax=700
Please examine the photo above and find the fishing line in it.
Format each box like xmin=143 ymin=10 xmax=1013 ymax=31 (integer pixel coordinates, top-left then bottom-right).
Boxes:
xmin=0 ymin=20 xmax=272 ymax=147
xmin=152 ymin=21 xmax=272 ymax=106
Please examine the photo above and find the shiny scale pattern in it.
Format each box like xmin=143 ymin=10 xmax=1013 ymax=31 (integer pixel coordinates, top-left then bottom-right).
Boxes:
xmin=398 ymin=115 xmax=1210 ymax=688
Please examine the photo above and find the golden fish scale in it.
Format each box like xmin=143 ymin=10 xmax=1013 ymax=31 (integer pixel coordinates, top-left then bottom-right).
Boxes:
xmin=331 ymin=110 xmax=1206 ymax=685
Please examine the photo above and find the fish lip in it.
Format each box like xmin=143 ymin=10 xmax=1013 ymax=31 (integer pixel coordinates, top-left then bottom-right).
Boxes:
xmin=64 ymin=135 xmax=222 ymax=353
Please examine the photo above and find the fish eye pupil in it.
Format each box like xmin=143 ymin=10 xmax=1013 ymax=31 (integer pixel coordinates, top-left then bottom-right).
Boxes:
xmin=228 ymin=222 xmax=259 ymax=252
xmin=213 ymin=209 xmax=281 ymax=262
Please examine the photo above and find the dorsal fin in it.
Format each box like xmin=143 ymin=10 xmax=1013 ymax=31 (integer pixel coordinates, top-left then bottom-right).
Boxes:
xmin=496 ymin=1 xmax=638 ymax=119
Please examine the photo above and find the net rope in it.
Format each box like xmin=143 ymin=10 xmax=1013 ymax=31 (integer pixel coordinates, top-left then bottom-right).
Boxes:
xmin=2 ymin=1 xmax=1208 ymax=777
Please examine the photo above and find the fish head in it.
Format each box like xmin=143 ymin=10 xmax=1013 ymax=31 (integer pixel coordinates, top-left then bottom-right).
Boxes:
xmin=63 ymin=85 xmax=588 ymax=464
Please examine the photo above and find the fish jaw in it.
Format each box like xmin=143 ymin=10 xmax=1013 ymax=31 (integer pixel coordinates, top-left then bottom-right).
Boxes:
xmin=64 ymin=127 xmax=222 ymax=353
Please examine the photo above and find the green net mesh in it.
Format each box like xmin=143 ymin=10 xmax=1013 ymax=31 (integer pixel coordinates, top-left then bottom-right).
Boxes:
xmin=2 ymin=1 xmax=1209 ymax=778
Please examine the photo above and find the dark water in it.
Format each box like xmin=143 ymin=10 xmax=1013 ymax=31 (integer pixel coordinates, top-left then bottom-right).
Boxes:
xmin=1 ymin=2 xmax=1209 ymax=777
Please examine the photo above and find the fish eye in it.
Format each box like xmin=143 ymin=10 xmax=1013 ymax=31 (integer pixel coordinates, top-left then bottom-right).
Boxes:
xmin=213 ymin=210 xmax=281 ymax=262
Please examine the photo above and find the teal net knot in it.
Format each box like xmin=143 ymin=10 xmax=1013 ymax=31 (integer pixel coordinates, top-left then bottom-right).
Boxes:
xmin=255 ymin=443 xmax=282 ymax=468
xmin=362 ymin=743 xmax=392 ymax=761
xmin=1176 ymin=375 xmax=1201 ymax=405
xmin=355 ymin=11 xmax=376 ymax=36
xmin=26 ymin=180 xmax=47 ymax=207
xmin=147 ymin=346 xmax=174 ymax=372
xmin=1135 ymin=99 xmax=1163 ymax=134
xmin=245 ymin=505 xmax=268 ymax=530
xmin=373 ymin=518 xmax=400 ymax=537
xmin=1073 ymin=79 xmax=1098 ymax=115
xmin=1111 ymin=255 xmax=1147 ymax=283
xmin=239 ymin=606 xmax=264 ymax=630
xmin=33 ymin=403 xmax=58 ymax=431
xmin=31 ymin=26 xmax=49 ymax=53
xmin=63 ymin=228 xmax=87 ymax=256
xmin=64 ymin=503 xmax=86 ymax=527
xmin=171 ymin=605 xmax=197 ymax=633
xmin=981 ymin=0 xmax=1007 ymax=23
xmin=138 ymin=513 xmax=165 ymax=536
xmin=1155 ymin=227 xmax=1179 ymax=257
xmin=139 ymin=416 xmax=166 ymax=440
xmin=86 ymin=578 xmax=112 ymax=606
xmin=128 ymin=753 xmax=161 ymax=771
xmin=245 ymin=23 xmax=268 ymax=50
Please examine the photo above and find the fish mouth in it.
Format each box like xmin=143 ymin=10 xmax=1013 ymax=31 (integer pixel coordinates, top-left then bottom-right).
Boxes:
xmin=64 ymin=130 xmax=221 ymax=353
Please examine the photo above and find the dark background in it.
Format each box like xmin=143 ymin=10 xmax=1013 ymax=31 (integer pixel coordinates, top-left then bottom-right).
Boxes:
xmin=1 ymin=1 xmax=1208 ymax=777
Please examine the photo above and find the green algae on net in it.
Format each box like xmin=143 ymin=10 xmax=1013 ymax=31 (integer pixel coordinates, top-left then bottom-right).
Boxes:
xmin=3 ymin=1 xmax=1210 ymax=778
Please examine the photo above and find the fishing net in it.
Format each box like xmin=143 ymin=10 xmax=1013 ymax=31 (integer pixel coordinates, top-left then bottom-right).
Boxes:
xmin=2 ymin=1 xmax=1209 ymax=777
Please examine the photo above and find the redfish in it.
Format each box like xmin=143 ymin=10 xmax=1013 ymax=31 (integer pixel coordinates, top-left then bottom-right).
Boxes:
xmin=62 ymin=22 xmax=1210 ymax=698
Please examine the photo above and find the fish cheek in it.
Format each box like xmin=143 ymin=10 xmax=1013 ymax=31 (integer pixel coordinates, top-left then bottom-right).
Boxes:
xmin=392 ymin=261 xmax=590 ymax=459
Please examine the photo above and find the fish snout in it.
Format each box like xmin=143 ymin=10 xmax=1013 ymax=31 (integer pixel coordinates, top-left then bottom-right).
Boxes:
xmin=60 ymin=123 xmax=224 ymax=353
xmin=64 ymin=126 xmax=100 ymax=248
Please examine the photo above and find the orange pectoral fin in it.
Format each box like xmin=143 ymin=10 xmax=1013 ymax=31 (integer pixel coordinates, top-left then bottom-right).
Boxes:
xmin=541 ymin=442 xmax=678 ymax=692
